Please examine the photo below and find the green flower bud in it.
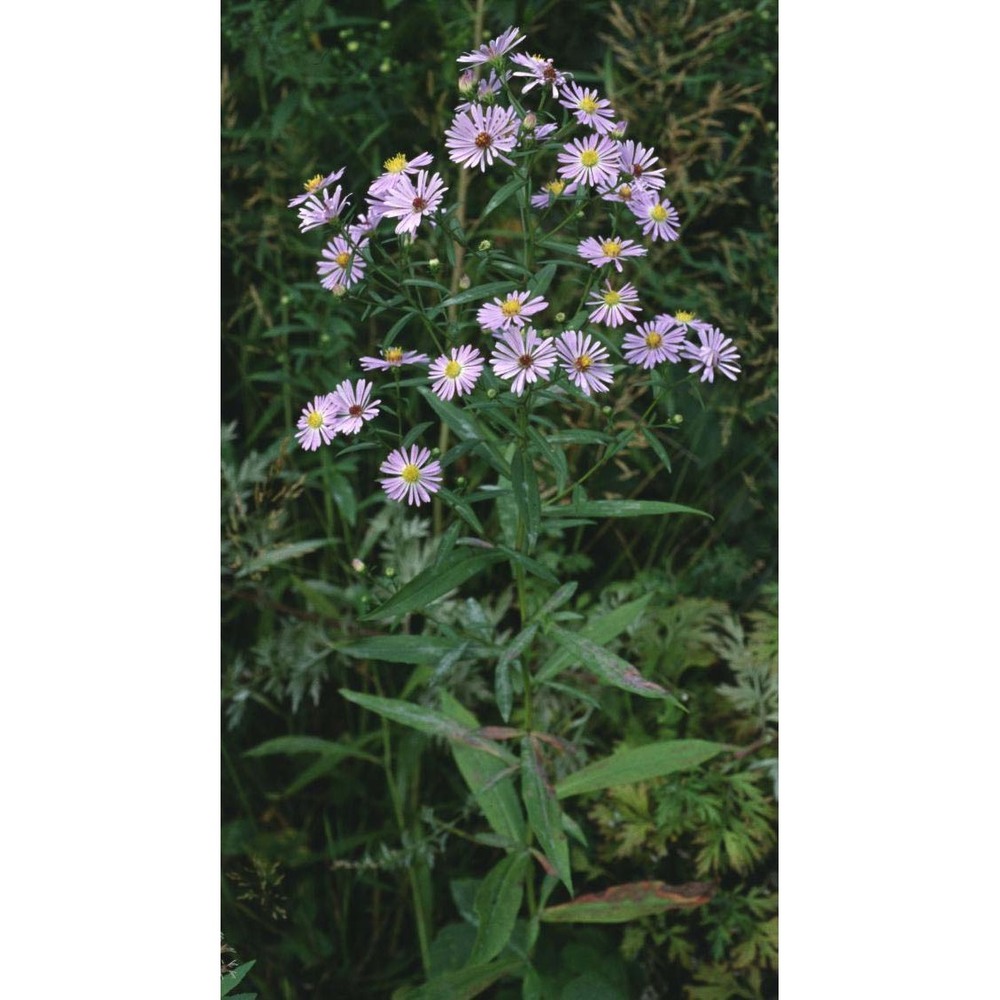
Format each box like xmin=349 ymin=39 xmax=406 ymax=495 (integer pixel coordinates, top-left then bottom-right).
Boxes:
xmin=428 ymin=258 xmax=441 ymax=270
xmin=555 ymin=312 xmax=566 ymax=323
xmin=478 ymin=239 xmax=492 ymax=252
xmin=347 ymin=40 xmax=360 ymax=52
xmin=384 ymin=566 xmax=396 ymax=578
xmin=672 ymin=413 xmax=684 ymax=425
xmin=487 ymin=388 xmax=498 ymax=399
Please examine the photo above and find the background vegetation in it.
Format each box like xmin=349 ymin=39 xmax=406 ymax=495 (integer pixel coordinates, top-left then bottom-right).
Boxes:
xmin=222 ymin=0 xmax=776 ymax=996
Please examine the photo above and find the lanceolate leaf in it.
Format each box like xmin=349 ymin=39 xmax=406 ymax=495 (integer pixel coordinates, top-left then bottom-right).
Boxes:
xmin=521 ymin=737 xmax=572 ymax=894
xmin=541 ymin=500 xmax=709 ymax=520
xmin=339 ymin=635 xmax=481 ymax=665
xmin=539 ymin=881 xmax=714 ymax=923
xmin=469 ymin=853 xmax=529 ymax=965
xmin=397 ymin=957 xmax=522 ymax=1000
xmin=555 ymin=740 xmax=728 ymax=799
xmin=221 ymin=960 xmax=256 ymax=996
xmin=546 ymin=626 xmax=670 ymax=700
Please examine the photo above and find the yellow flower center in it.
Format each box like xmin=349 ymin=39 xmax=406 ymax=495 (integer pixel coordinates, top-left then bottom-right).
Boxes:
xmin=401 ymin=463 xmax=421 ymax=484
xmin=307 ymin=410 xmax=325 ymax=429
xmin=650 ymin=204 xmax=668 ymax=222
xmin=580 ymin=149 xmax=599 ymax=167
xmin=603 ymin=290 xmax=622 ymax=306
xmin=500 ymin=297 xmax=522 ymax=318
xmin=579 ymin=97 xmax=598 ymax=114
xmin=645 ymin=331 xmax=663 ymax=349
xmin=335 ymin=251 xmax=351 ymax=267
xmin=385 ymin=347 xmax=404 ymax=363
xmin=304 ymin=173 xmax=323 ymax=192
xmin=574 ymin=355 xmax=593 ymax=372
xmin=601 ymin=239 xmax=623 ymax=257
xmin=383 ymin=153 xmax=408 ymax=174
xmin=545 ymin=180 xmax=566 ymax=196
xmin=675 ymin=310 xmax=695 ymax=322
xmin=444 ymin=359 xmax=462 ymax=378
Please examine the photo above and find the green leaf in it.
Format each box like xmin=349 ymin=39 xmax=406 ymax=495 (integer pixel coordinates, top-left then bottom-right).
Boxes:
xmin=441 ymin=693 xmax=525 ymax=844
xmin=542 ymin=500 xmax=709 ymax=520
xmin=521 ymin=737 xmax=572 ymax=894
xmin=545 ymin=626 xmax=669 ymax=700
xmin=478 ymin=177 xmax=524 ymax=223
xmin=244 ymin=736 xmax=375 ymax=762
xmin=495 ymin=660 xmax=513 ymax=724
xmin=537 ymin=582 xmax=578 ymax=617
xmin=540 ymin=881 xmax=714 ymax=923
xmin=510 ymin=451 xmax=541 ymax=551
xmin=236 ymin=540 xmax=327 ymax=576
xmin=437 ymin=487 xmax=485 ymax=535
xmin=639 ymin=424 xmax=672 ymax=473
xmin=527 ymin=262 xmax=558 ymax=298
xmin=396 ymin=957 xmax=522 ymax=1000
xmin=438 ymin=280 xmax=519 ymax=311
xmin=221 ymin=960 xmax=256 ymax=996
xmin=555 ymin=740 xmax=727 ymax=799
xmin=469 ymin=853 xmax=529 ymax=965
xmin=418 ymin=386 xmax=486 ymax=442
xmin=361 ymin=549 xmax=507 ymax=621
xmin=339 ymin=635 xmax=474 ymax=665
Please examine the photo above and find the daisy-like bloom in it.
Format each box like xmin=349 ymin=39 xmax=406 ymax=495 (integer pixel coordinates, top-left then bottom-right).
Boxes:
xmin=586 ymin=280 xmax=642 ymax=328
xmin=295 ymin=395 xmax=338 ymax=451
xmin=510 ymin=52 xmax=571 ymax=98
xmin=618 ymin=140 xmax=667 ymax=190
xmin=477 ymin=290 xmax=548 ymax=332
xmin=557 ymin=134 xmax=621 ymax=188
xmin=457 ymin=25 xmax=525 ymax=66
xmin=359 ymin=346 xmax=431 ymax=371
xmin=659 ymin=309 xmax=711 ymax=333
xmin=490 ymin=327 xmax=558 ymax=395
xmin=328 ymin=378 xmax=382 ymax=435
xmin=445 ymin=104 xmax=520 ymax=172
xmin=317 ymin=236 xmax=367 ymax=289
xmin=682 ymin=326 xmax=741 ymax=383
xmin=296 ymin=184 xmax=351 ymax=233
xmin=429 ymin=345 xmax=485 ymax=400
xmin=288 ymin=167 xmax=345 ymax=208
xmin=347 ymin=212 xmax=380 ymax=244
xmin=558 ymin=82 xmax=617 ymax=134
xmin=555 ymin=330 xmax=614 ymax=395
xmin=598 ymin=178 xmax=648 ymax=208
xmin=577 ymin=235 xmax=647 ymax=272
xmin=379 ymin=445 xmax=443 ymax=507
xmin=632 ymin=191 xmax=681 ymax=242
xmin=367 ymin=151 xmax=434 ymax=199
xmin=530 ymin=177 xmax=579 ymax=209
xmin=622 ymin=318 xmax=686 ymax=368
xmin=379 ymin=170 xmax=448 ymax=236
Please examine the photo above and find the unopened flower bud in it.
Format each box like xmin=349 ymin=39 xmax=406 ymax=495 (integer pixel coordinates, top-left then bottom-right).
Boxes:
xmin=384 ymin=566 xmax=396 ymax=578
xmin=555 ymin=312 xmax=566 ymax=323
xmin=320 ymin=333 xmax=331 ymax=344
xmin=351 ymin=558 xmax=366 ymax=573
xmin=672 ymin=413 xmax=684 ymax=425
xmin=331 ymin=283 xmax=348 ymax=298
xmin=456 ymin=476 xmax=467 ymax=487
xmin=522 ymin=111 xmax=537 ymax=130
xmin=346 ymin=40 xmax=360 ymax=52
xmin=379 ymin=20 xmax=390 ymax=30
xmin=458 ymin=69 xmax=476 ymax=96
xmin=379 ymin=58 xmax=391 ymax=73
xmin=459 ymin=274 xmax=471 ymax=290
xmin=477 ymin=239 xmax=492 ymax=252
xmin=280 ymin=294 xmax=291 ymax=305
xmin=427 ymin=258 xmax=441 ymax=270
xmin=487 ymin=388 xmax=498 ymax=399
xmin=601 ymin=405 xmax=612 ymax=416
xmin=431 ymin=447 xmax=441 ymax=458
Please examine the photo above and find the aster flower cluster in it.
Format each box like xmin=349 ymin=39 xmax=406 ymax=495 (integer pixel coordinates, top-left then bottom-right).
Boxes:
xmin=282 ymin=24 xmax=743 ymax=509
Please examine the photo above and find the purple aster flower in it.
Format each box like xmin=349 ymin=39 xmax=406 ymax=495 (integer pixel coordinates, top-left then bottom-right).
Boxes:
xmin=530 ymin=178 xmax=579 ymax=209
xmin=288 ymin=167 xmax=346 ymax=208
xmin=367 ymin=151 xmax=434 ymax=199
xmin=379 ymin=170 xmax=448 ymax=236
xmin=379 ymin=445 xmax=443 ymax=507
xmin=429 ymin=345 xmax=485 ymax=400
xmin=682 ymin=326 xmax=741 ymax=383
xmin=607 ymin=120 xmax=629 ymax=140
xmin=477 ymin=290 xmax=548 ymax=332
xmin=619 ymin=140 xmax=667 ymax=190
xmin=660 ymin=310 xmax=712 ymax=333
xmin=555 ymin=330 xmax=614 ymax=395
xmin=359 ymin=347 xmax=431 ymax=371
xmin=577 ymin=235 xmax=647 ymax=272
xmin=632 ymin=191 xmax=681 ymax=242
xmin=296 ymin=185 xmax=351 ymax=233
xmin=457 ymin=26 xmax=525 ymax=66
xmin=455 ymin=69 xmax=506 ymax=112
xmin=622 ymin=319 xmax=686 ymax=368
xmin=598 ymin=179 xmax=649 ymax=208
xmin=347 ymin=212 xmax=380 ymax=244
xmin=317 ymin=236 xmax=367 ymax=290
xmin=558 ymin=82 xmax=617 ymax=134
xmin=586 ymin=280 xmax=642 ymax=328
xmin=557 ymin=134 xmax=621 ymax=188
xmin=445 ymin=104 xmax=520 ymax=171
xmin=490 ymin=327 xmax=558 ymax=395
xmin=328 ymin=378 xmax=382 ymax=435
xmin=510 ymin=52 xmax=571 ymax=98
xmin=295 ymin=395 xmax=338 ymax=451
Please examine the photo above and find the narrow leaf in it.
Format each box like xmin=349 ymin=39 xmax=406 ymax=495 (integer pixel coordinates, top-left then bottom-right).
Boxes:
xmin=339 ymin=635 xmax=475 ymax=665
xmin=438 ymin=279 xmax=520 ymax=310
xmin=469 ymin=853 xmax=529 ymax=965
xmin=221 ymin=960 xmax=256 ymax=996
xmin=398 ymin=957 xmax=521 ymax=1000
xmin=540 ymin=881 xmax=714 ymax=923
xmin=542 ymin=500 xmax=709 ymax=520
xmin=521 ymin=737 xmax=572 ymax=894
xmin=478 ymin=177 xmax=524 ymax=223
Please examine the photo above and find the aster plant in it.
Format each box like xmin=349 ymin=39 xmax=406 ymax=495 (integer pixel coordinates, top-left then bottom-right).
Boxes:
xmin=277 ymin=19 xmax=749 ymax=998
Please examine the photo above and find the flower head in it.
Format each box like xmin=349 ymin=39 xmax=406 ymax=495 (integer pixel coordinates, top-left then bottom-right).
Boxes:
xmin=288 ymin=167 xmax=346 ymax=208
xmin=367 ymin=151 xmax=434 ymax=199
xmin=555 ymin=330 xmax=614 ymax=395
xmin=558 ymin=82 xmax=617 ymax=134
xmin=295 ymin=395 xmax=338 ymax=451
xmin=660 ymin=310 xmax=711 ymax=333
xmin=577 ymin=235 xmax=647 ymax=272
xmin=586 ymin=280 xmax=642 ymax=328
xmin=455 ymin=69 xmax=505 ymax=112
xmin=379 ymin=445 xmax=443 ymax=506
xmin=359 ymin=347 xmax=431 ymax=371
xmin=328 ymin=378 xmax=382 ymax=434
xmin=622 ymin=318 xmax=686 ymax=368
xmin=490 ymin=327 xmax=558 ymax=395
xmin=295 ymin=185 xmax=351 ymax=233
xmin=556 ymin=134 xmax=621 ymax=188
xmin=477 ymin=289 xmax=548 ymax=332
xmin=598 ymin=179 xmax=648 ymax=207
xmin=632 ymin=191 xmax=680 ymax=242
xmin=317 ymin=236 xmax=367 ymax=290
xmin=445 ymin=104 xmax=520 ymax=171
xmin=530 ymin=178 xmax=579 ymax=209
xmin=457 ymin=26 xmax=525 ymax=66
xmin=682 ymin=326 xmax=741 ymax=383
xmin=378 ymin=170 xmax=448 ymax=236
xmin=618 ymin=141 xmax=667 ymax=189
xmin=510 ymin=52 xmax=571 ymax=98
xmin=429 ymin=345 xmax=485 ymax=400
